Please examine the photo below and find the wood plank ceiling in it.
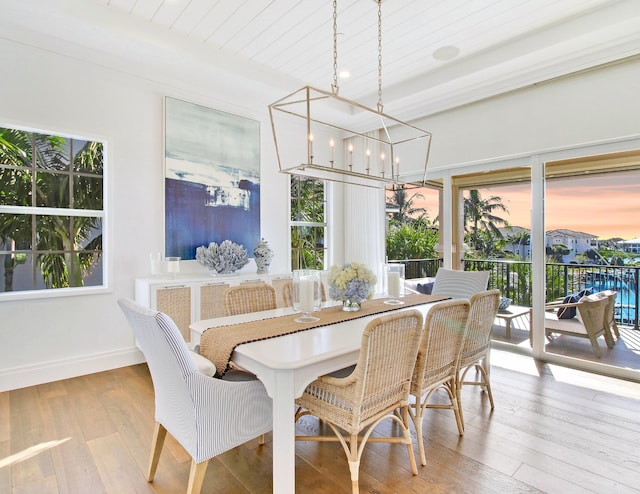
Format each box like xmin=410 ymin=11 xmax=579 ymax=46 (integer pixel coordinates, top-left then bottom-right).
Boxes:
xmin=86 ymin=0 xmax=639 ymax=118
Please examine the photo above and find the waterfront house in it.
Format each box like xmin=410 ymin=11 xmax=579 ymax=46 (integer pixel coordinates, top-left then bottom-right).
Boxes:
xmin=617 ymin=237 xmax=640 ymax=254
xmin=546 ymin=229 xmax=600 ymax=263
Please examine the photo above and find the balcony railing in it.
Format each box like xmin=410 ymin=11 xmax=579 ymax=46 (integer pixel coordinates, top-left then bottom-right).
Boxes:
xmin=388 ymin=258 xmax=442 ymax=279
xmin=392 ymin=257 xmax=639 ymax=329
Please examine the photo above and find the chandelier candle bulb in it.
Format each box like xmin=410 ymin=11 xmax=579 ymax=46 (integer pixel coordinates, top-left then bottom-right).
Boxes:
xmin=366 ymin=149 xmax=371 ymax=173
xmin=348 ymin=143 xmax=353 ymax=168
xmin=329 ymin=138 xmax=334 ymax=165
xmin=309 ymin=133 xmax=314 ymax=162
xmin=381 ymin=152 xmax=386 ymax=177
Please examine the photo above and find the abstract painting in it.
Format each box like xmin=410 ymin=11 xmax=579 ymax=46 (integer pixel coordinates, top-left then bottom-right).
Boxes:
xmin=164 ymin=97 xmax=260 ymax=260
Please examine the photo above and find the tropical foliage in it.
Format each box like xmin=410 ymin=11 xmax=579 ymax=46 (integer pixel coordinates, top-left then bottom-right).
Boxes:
xmin=290 ymin=177 xmax=325 ymax=270
xmin=385 ymin=185 xmax=438 ymax=260
xmin=386 ymin=218 xmax=438 ymax=260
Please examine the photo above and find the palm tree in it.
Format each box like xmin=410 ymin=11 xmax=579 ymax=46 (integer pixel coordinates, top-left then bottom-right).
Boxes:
xmin=464 ymin=189 xmax=509 ymax=256
xmin=506 ymin=229 xmax=531 ymax=260
xmin=387 ymin=185 xmax=427 ymax=225
xmin=0 ymin=127 xmax=103 ymax=290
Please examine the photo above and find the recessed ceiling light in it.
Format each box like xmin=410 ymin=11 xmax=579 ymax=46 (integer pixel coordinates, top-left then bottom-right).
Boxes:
xmin=339 ymin=69 xmax=351 ymax=79
xmin=433 ymin=45 xmax=460 ymax=61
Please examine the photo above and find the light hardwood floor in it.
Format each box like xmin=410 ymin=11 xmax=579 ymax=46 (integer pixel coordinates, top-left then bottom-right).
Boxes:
xmin=1 ymin=350 xmax=639 ymax=494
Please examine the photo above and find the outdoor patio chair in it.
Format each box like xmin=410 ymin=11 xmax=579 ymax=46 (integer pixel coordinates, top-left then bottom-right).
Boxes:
xmin=118 ymin=298 xmax=272 ymax=494
xmin=430 ymin=267 xmax=490 ymax=300
xmin=545 ymin=292 xmax=615 ymax=357
xmin=294 ymin=310 xmax=423 ymax=494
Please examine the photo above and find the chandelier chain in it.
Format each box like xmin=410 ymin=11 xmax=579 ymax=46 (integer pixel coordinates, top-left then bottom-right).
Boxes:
xmin=377 ymin=0 xmax=383 ymax=113
xmin=332 ymin=0 xmax=339 ymax=95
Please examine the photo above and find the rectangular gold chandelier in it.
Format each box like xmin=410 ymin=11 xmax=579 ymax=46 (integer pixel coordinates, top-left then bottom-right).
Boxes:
xmin=268 ymin=86 xmax=432 ymax=188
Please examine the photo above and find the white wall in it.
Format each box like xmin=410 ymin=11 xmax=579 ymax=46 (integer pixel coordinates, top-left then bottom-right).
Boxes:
xmin=417 ymin=58 xmax=640 ymax=176
xmin=0 ymin=38 xmax=291 ymax=391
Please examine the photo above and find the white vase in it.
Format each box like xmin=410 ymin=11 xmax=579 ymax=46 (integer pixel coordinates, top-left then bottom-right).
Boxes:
xmin=254 ymin=238 xmax=274 ymax=274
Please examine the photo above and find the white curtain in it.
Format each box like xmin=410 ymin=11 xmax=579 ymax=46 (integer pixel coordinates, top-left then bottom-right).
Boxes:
xmin=342 ymin=184 xmax=386 ymax=295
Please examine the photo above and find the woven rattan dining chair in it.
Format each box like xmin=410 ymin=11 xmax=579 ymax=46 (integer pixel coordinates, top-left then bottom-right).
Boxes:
xmin=118 ymin=298 xmax=272 ymax=494
xmin=456 ymin=289 xmax=500 ymax=429
xmin=223 ymin=282 xmax=277 ymax=316
xmin=408 ymin=299 xmax=470 ymax=466
xmin=295 ymin=310 xmax=423 ymax=494
xmin=281 ymin=279 xmax=327 ymax=307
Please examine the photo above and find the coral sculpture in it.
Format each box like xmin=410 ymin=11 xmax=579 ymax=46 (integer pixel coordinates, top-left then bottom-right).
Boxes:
xmin=196 ymin=240 xmax=249 ymax=274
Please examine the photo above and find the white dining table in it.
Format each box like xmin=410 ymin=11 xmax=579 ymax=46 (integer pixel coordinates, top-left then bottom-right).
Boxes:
xmin=190 ymin=300 xmax=438 ymax=493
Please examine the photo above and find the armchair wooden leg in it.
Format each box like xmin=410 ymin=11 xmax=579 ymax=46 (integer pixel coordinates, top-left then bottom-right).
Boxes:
xmin=611 ymin=321 xmax=620 ymax=339
xmin=187 ymin=460 xmax=209 ymax=494
xmin=348 ymin=434 xmax=360 ymax=494
xmin=588 ymin=335 xmax=602 ymax=357
xmin=401 ymin=406 xmax=418 ymax=476
xmin=410 ymin=404 xmax=427 ymax=466
xmin=148 ymin=422 xmax=167 ymax=482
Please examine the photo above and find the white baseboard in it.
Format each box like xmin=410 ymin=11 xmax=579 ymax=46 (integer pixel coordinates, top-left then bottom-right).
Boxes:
xmin=0 ymin=347 xmax=146 ymax=392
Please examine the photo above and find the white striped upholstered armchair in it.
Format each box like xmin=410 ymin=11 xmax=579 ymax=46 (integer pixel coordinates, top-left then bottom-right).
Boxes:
xmin=118 ymin=298 xmax=272 ymax=494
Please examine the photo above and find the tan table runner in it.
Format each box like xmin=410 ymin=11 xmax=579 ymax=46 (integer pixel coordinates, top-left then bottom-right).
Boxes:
xmin=199 ymin=293 xmax=447 ymax=377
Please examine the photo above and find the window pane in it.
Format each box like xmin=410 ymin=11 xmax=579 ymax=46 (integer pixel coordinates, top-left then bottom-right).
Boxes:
xmin=73 ymin=140 xmax=104 ymax=175
xmin=290 ymin=175 xmax=326 ymax=271
xmin=36 ymin=171 xmax=70 ymax=208
xmin=74 ymin=175 xmax=103 ymax=209
xmin=0 ymin=253 xmax=42 ymax=292
xmin=0 ymin=213 xmax=32 ymax=251
xmin=0 ymin=167 xmax=33 ymax=206
xmin=35 ymin=134 xmax=69 ymax=171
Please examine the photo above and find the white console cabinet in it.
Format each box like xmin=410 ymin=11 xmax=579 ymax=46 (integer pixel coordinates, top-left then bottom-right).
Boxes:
xmin=135 ymin=272 xmax=292 ymax=342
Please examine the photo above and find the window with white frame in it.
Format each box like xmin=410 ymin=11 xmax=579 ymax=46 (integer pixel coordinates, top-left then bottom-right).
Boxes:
xmin=290 ymin=176 xmax=326 ymax=270
xmin=0 ymin=125 xmax=105 ymax=295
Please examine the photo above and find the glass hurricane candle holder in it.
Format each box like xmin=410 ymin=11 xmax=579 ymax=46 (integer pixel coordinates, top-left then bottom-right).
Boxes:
xmin=165 ymin=257 xmax=181 ymax=278
xmin=293 ymin=269 xmax=321 ymax=323
xmin=384 ymin=263 xmax=405 ymax=305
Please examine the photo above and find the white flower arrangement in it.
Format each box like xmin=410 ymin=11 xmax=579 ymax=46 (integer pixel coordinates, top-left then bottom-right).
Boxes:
xmin=196 ymin=240 xmax=249 ymax=274
xmin=327 ymin=262 xmax=377 ymax=304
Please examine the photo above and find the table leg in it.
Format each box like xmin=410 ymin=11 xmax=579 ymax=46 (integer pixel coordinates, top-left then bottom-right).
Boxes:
xmin=271 ymin=370 xmax=296 ymax=494
xmin=505 ymin=318 xmax=511 ymax=339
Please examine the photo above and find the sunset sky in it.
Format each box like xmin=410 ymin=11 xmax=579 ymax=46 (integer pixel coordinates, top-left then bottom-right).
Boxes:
xmin=402 ymin=170 xmax=640 ymax=241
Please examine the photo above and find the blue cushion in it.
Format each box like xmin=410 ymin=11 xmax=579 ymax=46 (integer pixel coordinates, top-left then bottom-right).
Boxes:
xmin=557 ymin=288 xmax=592 ymax=319
xmin=417 ymin=282 xmax=434 ymax=295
